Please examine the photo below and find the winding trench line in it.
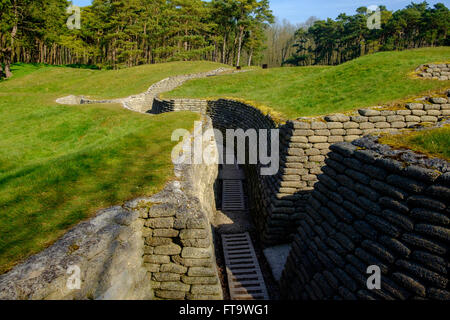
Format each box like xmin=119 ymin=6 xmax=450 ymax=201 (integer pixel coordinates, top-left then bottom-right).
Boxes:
xmin=56 ymin=67 xmax=252 ymax=114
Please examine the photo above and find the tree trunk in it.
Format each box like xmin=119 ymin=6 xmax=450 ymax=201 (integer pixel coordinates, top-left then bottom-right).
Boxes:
xmin=6 ymin=1 xmax=19 ymax=78
xmin=222 ymin=34 xmax=227 ymax=64
xmin=236 ymin=26 xmax=244 ymax=67
xmin=5 ymin=56 xmax=12 ymax=78
xmin=248 ymin=49 xmax=253 ymax=66
xmin=184 ymin=27 xmax=188 ymax=55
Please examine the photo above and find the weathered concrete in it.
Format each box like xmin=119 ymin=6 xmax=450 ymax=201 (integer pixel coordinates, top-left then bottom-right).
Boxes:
xmin=0 ymin=206 xmax=151 ymax=300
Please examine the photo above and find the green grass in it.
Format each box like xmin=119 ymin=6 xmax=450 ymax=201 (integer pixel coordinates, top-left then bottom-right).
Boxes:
xmin=380 ymin=126 xmax=450 ymax=161
xmin=3 ymin=60 xmax=225 ymax=99
xmin=0 ymin=61 xmax=225 ymax=274
xmin=166 ymin=47 xmax=450 ymax=119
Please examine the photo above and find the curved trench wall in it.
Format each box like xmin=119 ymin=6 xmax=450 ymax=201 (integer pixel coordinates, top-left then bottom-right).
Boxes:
xmin=153 ymin=98 xmax=297 ymax=244
xmin=153 ymin=93 xmax=450 ymax=247
xmin=153 ymin=98 xmax=209 ymax=115
xmin=280 ymin=139 xmax=449 ymax=300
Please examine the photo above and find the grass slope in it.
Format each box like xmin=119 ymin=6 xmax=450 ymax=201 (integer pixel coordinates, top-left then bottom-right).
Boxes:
xmin=0 ymin=61 xmax=225 ymax=274
xmin=5 ymin=61 xmax=225 ymax=99
xmin=380 ymin=125 xmax=450 ymax=161
xmin=167 ymin=47 xmax=450 ymax=119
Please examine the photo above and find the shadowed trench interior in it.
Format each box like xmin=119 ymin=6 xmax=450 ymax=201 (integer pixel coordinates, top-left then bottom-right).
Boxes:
xmin=207 ymin=116 xmax=287 ymax=300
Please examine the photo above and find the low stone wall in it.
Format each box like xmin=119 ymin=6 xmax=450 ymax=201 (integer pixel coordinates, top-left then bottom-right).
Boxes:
xmin=280 ymin=137 xmax=449 ymax=300
xmin=416 ymin=63 xmax=450 ymax=80
xmin=129 ymin=116 xmax=223 ymax=300
xmin=153 ymin=98 xmax=209 ymax=115
xmin=56 ymin=64 xmax=450 ymax=249
xmin=56 ymin=67 xmax=230 ymax=113
xmin=0 ymin=206 xmax=152 ymax=300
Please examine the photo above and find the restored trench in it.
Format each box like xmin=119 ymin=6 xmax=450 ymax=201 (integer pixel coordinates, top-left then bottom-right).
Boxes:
xmin=1 ymin=69 xmax=281 ymax=301
xmin=152 ymin=90 xmax=450 ymax=301
xmin=63 ymin=68 xmax=449 ymax=301
xmin=2 ymin=69 xmax=448 ymax=300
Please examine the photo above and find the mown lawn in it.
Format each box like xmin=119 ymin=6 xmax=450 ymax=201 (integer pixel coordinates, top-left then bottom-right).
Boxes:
xmin=166 ymin=47 xmax=450 ymax=119
xmin=380 ymin=126 xmax=450 ymax=161
xmin=0 ymin=61 xmax=225 ymax=274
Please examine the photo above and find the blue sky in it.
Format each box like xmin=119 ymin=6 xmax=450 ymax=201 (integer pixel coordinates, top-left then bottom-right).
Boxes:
xmin=72 ymin=0 xmax=449 ymax=24
xmin=269 ymin=0 xmax=448 ymax=24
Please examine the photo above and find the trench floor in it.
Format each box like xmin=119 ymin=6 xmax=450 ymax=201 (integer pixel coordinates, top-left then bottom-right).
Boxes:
xmin=212 ymin=164 xmax=281 ymax=300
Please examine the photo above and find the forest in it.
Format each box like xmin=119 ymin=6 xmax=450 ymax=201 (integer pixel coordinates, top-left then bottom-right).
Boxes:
xmin=0 ymin=1 xmax=449 ymax=78
xmin=0 ymin=0 xmax=273 ymax=77
xmin=284 ymin=2 xmax=449 ymax=66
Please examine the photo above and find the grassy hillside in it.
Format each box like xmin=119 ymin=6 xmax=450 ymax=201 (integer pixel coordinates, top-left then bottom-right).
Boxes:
xmin=5 ymin=61 xmax=225 ymax=99
xmin=0 ymin=61 xmax=225 ymax=274
xmin=166 ymin=47 xmax=450 ymax=119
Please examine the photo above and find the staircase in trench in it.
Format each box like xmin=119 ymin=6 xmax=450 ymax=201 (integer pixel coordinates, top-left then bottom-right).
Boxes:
xmin=218 ymin=163 xmax=269 ymax=300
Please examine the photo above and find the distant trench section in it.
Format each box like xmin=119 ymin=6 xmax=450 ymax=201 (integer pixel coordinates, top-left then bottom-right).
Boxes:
xmin=416 ymin=62 xmax=450 ymax=80
xmin=55 ymin=67 xmax=252 ymax=113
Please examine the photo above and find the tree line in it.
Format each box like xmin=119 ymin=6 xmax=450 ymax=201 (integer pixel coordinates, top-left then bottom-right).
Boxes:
xmin=0 ymin=0 xmax=274 ymax=78
xmin=284 ymin=2 xmax=449 ymax=66
xmin=1 ymin=1 xmax=448 ymax=79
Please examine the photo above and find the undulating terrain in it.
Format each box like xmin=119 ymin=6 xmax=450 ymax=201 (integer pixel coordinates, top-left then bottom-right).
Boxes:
xmin=1 ymin=48 xmax=449 ymax=276
xmin=167 ymin=47 xmax=450 ymax=118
